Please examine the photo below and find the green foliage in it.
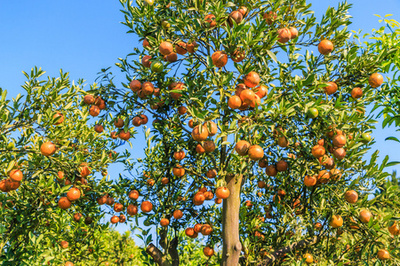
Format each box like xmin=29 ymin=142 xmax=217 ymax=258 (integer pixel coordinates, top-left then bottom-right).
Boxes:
xmin=94 ymin=0 xmax=400 ymax=265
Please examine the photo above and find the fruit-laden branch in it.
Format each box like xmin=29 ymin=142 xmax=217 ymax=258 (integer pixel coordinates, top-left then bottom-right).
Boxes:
xmin=256 ymin=236 xmax=320 ymax=266
xmin=146 ymin=243 xmax=172 ymax=266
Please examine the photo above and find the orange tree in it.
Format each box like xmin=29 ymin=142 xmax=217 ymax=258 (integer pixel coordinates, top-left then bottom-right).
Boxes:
xmin=0 ymin=68 xmax=127 ymax=266
xmin=94 ymin=0 xmax=400 ymax=265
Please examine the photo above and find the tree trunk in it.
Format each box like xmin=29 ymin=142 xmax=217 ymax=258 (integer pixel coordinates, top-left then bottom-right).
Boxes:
xmin=221 ymin=174 xmax=242 ymax=266
xmin=146 ymin=244 xmax=172 ymax=266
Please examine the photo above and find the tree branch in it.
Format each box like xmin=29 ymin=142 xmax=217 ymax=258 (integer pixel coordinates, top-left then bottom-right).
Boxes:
xmin=146 ymin=243 xmax=171 ymax=266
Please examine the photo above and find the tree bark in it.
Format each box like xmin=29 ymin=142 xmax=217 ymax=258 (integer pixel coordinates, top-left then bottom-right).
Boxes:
xmin=221 ymin=174 xmax=243 ymax=266
xmin=146 ymin=244 xmax=172 ymax=266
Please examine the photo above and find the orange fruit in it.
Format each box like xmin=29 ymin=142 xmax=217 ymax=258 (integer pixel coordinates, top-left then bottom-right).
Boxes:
xmin=351 ymin=87 xmax=363 ymax=99
xmin=114 ymin=203 xmax=124 ymax=212
xmin=303 ymin=253 xmax=313 ymax=264
xmin=203 ymin=141 xmax=216 ymax=153
xmin=289 ymin=27 xmax=298 ymax=39
xmin=89 ymin=105 xmax=100 ymax=116
xmin=53 ymin=112 xmax=64 ymax=125
xmin=94 ymin=124 xmax=104 ymax=133
xmin=228 ymin=95 xmax=242 ymax=109
xmin=67 ymin=187 xmax=81 ymax=201
xmin=254 ymin=85 xmax=268 ymax=98
xmin=228 ymin=11 xmax=243 ymax=26
xmin=165 ymin=52 xmax=178 ymax=62
xmin=368 ymin=73 xmax=383 ymax=88
xmin=265 ymin=165 xmax=277 ymax=176
xmin=160 ymin=218 xmax=170 ymax=227
xmin=173 ymin=165 xmax=185 ymax=177
xmin=344 ymin=190 xmax=358 ymax=204
xmin=205 ymin=14 xmax=216 ymax=27
xmin=129 ymin=80 xmax=141 ymax=92
xmin=119 ymin=130 xmax=131 ymax=140
xmin=244 ymin=71 xmax=260 ymax=88
xmin=304 ymin=175 xmax=317 ymax=187
xmin=329 ymin=215 xmax=343 ymax=228
xmin=318 ymin=40 xmax=334 ymax=55
xmin=173 ymin=150 xmax=185 ymax=160
xmin=324 ymin=81 xmax=338 ymax=95
xmin=141 ymin=201 xmax=153 ymax=213
xmin=206 ymin=169 xmax=217 ymax=179
xmin=311 ymin=145 xmax=325 ymax=158
xmin=40 ymin=142 xmax=56 ymax=156
xmin=83 ymin=95 xmax=95 ymax=104
xmin=377 ymin=249 xmax=390 ymax=260
xmin=175 ymin=41 xmax=187 ymax=55
xmin=128 ymin=190 xmax=139 ymax=200
xmin=142 ymin=55 xmax=152 ymax=68
xmin=159 ymin=41 xmax=173 ymax=56
xmin=187 ymin=41 xmax=197 ymax=53
xmin=263 ymin=11 xmax=277 ymax=25
xmin=58 ymin=197 xmax=71 ymax=210
xmin=211 ymin=51 xmax=228 ymax=68
xmin=215 ymin=187 xmax=230 ymax=199
xmin=359 ymin=210 xmax=372 ymax=223
xmin=173 ymin=210 xmax=183 ymax=219
xmin=9 ymin=169 xmax=23 ymax=182
xmin=127 ymin=204 xmax=138 ymax=216
xmin=178 ymin=106 xmax=187 ymax=115
xmin=192 ymin=125 xmax=208 ymax=141
xmin=235 ymin=140 xmax=250 ymax=155
xmin=110 ymin=216 xmax=120 ymax=224
xmin=142 ymin=38 xmax=150 ymax=48
xmin=204 ymin=121 xmax=218 ymax=136
xmin=276 ymin=160 xmax=288 ymax=172
xmin=231 ymin=49 xmax=245 ymax=62
xmin=248 ymin=145 xmax=264 ymax=161
xmin=203 ymin=246 xmax=214 ymax=257
xmin=277 ymin=28 xmax=291 ymax=43
xmin=388 ymin=221 xmax=400 ymax=236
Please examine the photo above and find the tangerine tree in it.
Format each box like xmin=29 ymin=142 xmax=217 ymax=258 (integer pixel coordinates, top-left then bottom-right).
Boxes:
xmin=94 ymin=0 xmax=400 ymax=265
xmin=0 ymin=68 xmax=128 ymax=266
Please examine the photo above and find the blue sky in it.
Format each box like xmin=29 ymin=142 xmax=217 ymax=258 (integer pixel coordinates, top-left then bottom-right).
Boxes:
xmin=1 ymin=0 xmax=400 ymax=244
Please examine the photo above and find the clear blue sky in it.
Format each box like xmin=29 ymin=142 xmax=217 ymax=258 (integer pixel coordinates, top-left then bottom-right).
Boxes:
xmin=1 ymin=0 xmax=400 ymax=244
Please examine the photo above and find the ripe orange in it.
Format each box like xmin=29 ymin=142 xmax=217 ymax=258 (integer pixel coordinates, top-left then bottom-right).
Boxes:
xmin=94 ymin=124 xmax=104 ymax=133
xmin=311 ymin=144 xmax=325 ymax=158
xmin=97 ymin=195 xmax=107 ymax=205
xmin=333 ymin=148 xmax=346 ymax=160
xmin=203 ymin=246 xmax=214 ymax=257
xmin=142 ymin=82 xmax=154 ymax=96
xmin=110 ymin=216 xmax=120 ymax=224
xmin=377 ymin=249 xmax=390 ymax=260
xmin=130 ymin=80 xmax=141 ymax=92
xmin=161 ymin=177 xmax=169 ymax=184
xmin=318 ymin=170 xmax=331 ymax=184
xmin=344 ymin=190 xmax=358 ymax=203
xmin=359 ymin=210 xmax=372 ymax=223
xmin=304 ymin=175 xmax=317 ymax=187
xmin=193 ymin=192 xmax=205 ymax=205
xmin=329 ymin=215 xmax=343 ymax=228
xmin=205 ymin=14 xmax=216 ymax=27
xmin=235 ymin=140 xmax=251 ymax=155
xmin=89 ymin=105 xmax=100 ymax=117
xmin=175 ymin=41 xmax=187 ymax=55
xmin=351 ymin=87 xmax=363 ymax=99
xmin=257 ymin=180 xmax=266 ymax=188
xmin=277 ymin=28 xmax=291 ymax=43
xmin=40 ymin=141 xmax=56 ymax=156
xmin=141 ymin=201 xmax=153 ymax=213
xmin=73 ymin=213 xmax=82 ymax=222
xmin=206 ymin=169 xmax=217 ymax=179
xmin=289 ymin=27 xmax=298 ymax=39
xmin=318 ymin=40 xmax=334 ymax=55
xmin=67 ymin=187 xmax=81 ymax=201
xmin=263 ymin=11 xmax=277 ymax=25
xmin=228 ymin=11 xmax=243 ymax=26
xmin=114 ymin=203 xmax=124 ymax=212
xmin=174 ymin=150 xmax=185 ymax=160
xmin=228 ymin=95 xmax=242 ymax=109
xmin=79 ymin=163 xmax=91 ymax=177
xmin=231 ymin=49 xmax=245 ymax=62
xmin=244 ymin=71 xmax=260 ymax=88
xmin=194 ymin=224 xmax=203 ymax=233
xmin=128 ymin=190 xmax=139 ymax=200
xmin=192 ymin=125 xmax=208 ymax=141
xmin=127 ymin=204 xmax=138 ymax=216
xmin=303 ymin=253 xmax=313 ymax=264
xmin=368 ymin=73 xmax=383 ymax=88
xmin=276 ymin=160 xmax=288 ymax=172
xmin=165 ymin=52 xmax=178 ymax=62
xmin=114 ymin=118 xmax=124 ymax=128
xmin=132 ymin=116 xmax=142 ymax=126
xmin=173 ymin=165 xmax=185 ymax=177
xmin=211 ymin=51 xmax=228 ymax=68
xmin=388 ymin=221 xmax=400 ymax=236
xmin=58 ymin=197 xmax=71 ymax=210
xmin=142 ymin=55 xmax=152 ymax=68
xmin=248 ymin=145 xmax=264 ymax=161
xmin=266 ymin=165 xmax=277 ymax=176
xmin=201 ymin=224 xmax=213 ymax=235
xmin=215 ymin=187 xmax=230 ymax=199
xmin=204 ymin=191 xmax=214 ymax=200
xmin=119 ymin=214 xmax=126 ymax=223
xmin=277 ymin=136 xmax=288 ymax=147
xmin=106 ymin=197 xmax=115 ymax=206
xmin=204 ymin=121 xmax=218 ymax=136
xmin=119 ymin=130 xmax=131 ymax=140
xmin=160 ymin=218 xmax=170 ymax=227
xmin=173 ymin=210 xmax=183 ymax=219
xmin=185 ymin=228 xmax=197 ymax=238
xmin=142 ymin=38 xmax=150 ymax=48
xmin=187 ymin=41 xmax=197 ymax=53
xmin=254 ymin=85 xmax=268 ymax=98
xmin=65 ymin=262 xmax=74 ymax=266
xmin=9 ymin=169 xmax=23 ymax=182
xmin=169 ymin=82 xmax=184 ymax=100
xmin=178 ymin=106 xmax=187 ymax=115
xmin=324 ymin=81 xmax=338 ymax=95
xmin=238 ymin=6 xmax=248 ymax=17
xmin=203 ymin=140 xmax=216 ymax=153
xmin=83 ymin=95 xmax=95 ymax=105
xmin=159 ymin=41 xmax=173 ymax=56
xmin=53 ymin=112 xmax=64 ymax=125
